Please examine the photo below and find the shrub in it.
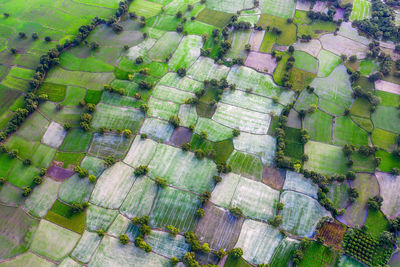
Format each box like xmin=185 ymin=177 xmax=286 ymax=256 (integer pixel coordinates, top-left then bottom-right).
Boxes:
xmin=213 ymin=175 xmax=222 ymax=183
xmin=229 ymin=207 xmax=243 ymax=217
xmin=169 ymin=115 xmax=180 ymax=128
xmin=229 ymin=248 xmax=243 ymax=259
xmin=199 ymin=131 xmax=208 ymax=140
xmin=232 ymin=129 xmax=240 ymax=137
xmin=196 ymin=208 xmax=205 ymax=217
xmin=177 ymin=68 xmax=187 ymax=77
xmin=97 ymin=229 xmax=105 ymax=237
xmin=22 ymin=187 xmax=32 ymax=197
xmin=88 ymin=175 xmax=97 ymax=183
xmin=167 ymin=225 xmax=180 ymax=237
xmin=33 ymin=176 xmax=43 ymax=185
xmin=23 ymin=159 xmax=31 ymax=165
xmin=120 ymin=234 xmax=129 ymax=245
xmin=155 ymin=177 xmax=167 ymax=188
xmin=135 ymin=165 xmax=148 ymax=176
xmin=268 ymin=215 xmax=283 ymax=227
xmin=181 ymin=143 xmax=190 ymax=151
xmin=171 ymin=257 xmax=180 ymax=265
xmin=200 ymin=191 xmax=211 ymax=204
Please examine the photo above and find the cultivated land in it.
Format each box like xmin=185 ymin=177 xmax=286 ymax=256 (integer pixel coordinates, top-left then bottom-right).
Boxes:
xmin=0 ymin=0 xmax=399 ymax=266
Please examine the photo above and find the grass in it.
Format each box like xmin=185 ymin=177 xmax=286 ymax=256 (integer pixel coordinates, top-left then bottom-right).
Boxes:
xmin=31 ymin=144 xmax=57 ymax=169
xmin=304 ymin=109 xmax=332 ymax=143
xmin=36 ymin=82 xmax=67 ymax=102
xmin=129 ymin=0 xmax=162 ymax=18
xmin=294 ymin=10 xmax=312 ymax=24
xmin=372 ymin=106 xmax=400 ymax=134
xmin=297 ymin=21 xmax=337 ymax=39
xmin=350 ymin=0 xmax=371 ymax=21
xmin=261 ymin=0 xmax=296 ymax=19
xmin=214 ymin=139 xmax=234 ymax=164
xmin=333 ymin=116 xmax=369 ymax=146
xmin=0 ymin=154 xmax=17 ymax=177
xmin=259 ymin=32 xmax=276 ymax=53
xmin=59 ymin=129 xmax=92 ymax=152
xmin=317 ymin=49 xmax=342 ymax=78
xmin=284 ymin=126 xmax=304 ymax=160
xmin=298 ymin=242 xmax=338 ymax=266
xmin=376 ymin=90 xmax=400 ymax=108
xmin=228 ymin=151 xmax=263 ymax=179
xmin=293 ymin=51 xmax=318 ymax=73
xmin=257 ymin=15 xmax=297 ymax=45
xmin=54 ymin=152 xmax=85 ymax=168
xmin=61 ymin=86 xmax=86 ymax=106
xmin=372 ymin=128 xmax=397 ymax=151
xmin=289 ymin=68 xmax=317 ymax=91
xmin=45 ymin=200 xmax=85 ymax=234
xmin=359 ymin=59 xmax=378 ymax=76
xmin=196 ymin=8 xmax=232 ymax=28
xmin=273 ymin=51 xmax=290 ymax=85
xmin=8 ymin=160 xmax=40 ymax=188
xmin=364 ymin=209 xmax=389 ymax=238
xmin=376 ymin=149 xmax=400 ymax=172
xmin=350 ymin=98 xmax=371 ymax=118
xmin=224 ymin=255 xmax=252 ymax=267
xmin=350 ymin=152 xmax=375 ymax=173
xmin=5 ymin=135 xmax=39 ymax=160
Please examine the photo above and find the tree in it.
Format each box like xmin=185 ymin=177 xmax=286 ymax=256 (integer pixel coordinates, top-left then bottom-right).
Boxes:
xmin=88 ymin=175 xmax=97 ymax=183
xmin=3 ymin=13 xmax=9 ymax=18
xmin=10 ymin=48 xmax=17 ymax=54
xmin=171 ymin=257 xmax=180 ymax=265
xmin=155 ymin=177 xmax=167 ymax=188
xmin=169 ymin=115 xmax=180 ymax=128
xmin=229 ymin=207 xmax=243 ymax=217
xmin=22 ymin=187 xmax=32 ymax=197
xmin=232 ymin=129 xmax=240 ymax=137
xmin=268 ymin=215 xmax=283 ymax=227
xmin=196 ymin=208 xmax=205 ymax=217
xmin=288 ymin=45 xmax=294 ymax=53
xmin=200 ymin=191 xmax=211 ymax=204
xmin=44 ymin=36 xmax=51 ymax=42
xmin=32 ymin=33 xmax=38 ymax=40
xmin=120 ymin=234 xmax=129 ymax=245
xmin=349 ymin=55 xmax=357 ymax=63
xmin=216 ymin=248 xmax=227 ymax=259
xmin=122 ymin=129 xmax=132 ymax=138
xmin=89 ymin=41 xmax=99 ymax=50
xmin=177 ymin=67 xmax=186 ymax=77
xmin=199 ymin=131 xmax=208 ymax=140
xmin=135 ymin=165 xmax=148 ymax=176
xmin=167 ymin=225 xmax=180 ymax=236
xmin=229 ymin=248 xmax=243 ymax=259
xmin=112 ymin=23 xmax=123 ymax=33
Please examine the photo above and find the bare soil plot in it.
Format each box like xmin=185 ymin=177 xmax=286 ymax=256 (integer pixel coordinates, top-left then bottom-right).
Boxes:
xmin=245 ymin=52 xmax=277 ymax=75
xmin=41 ymin=122 xmax=67 ymax=148
xmin=375 ymin=172 xmax=400 ymax=219
xmin=262 ymin=167 xmax=286 ymax=190
xmin=296 ymin=0 xmax=311 ymax=11
xmin=169 ymin=126 xmax=193 ymax=146
xmin=315 ymin=220 xmax=346 ymax=250
xmin=248 ymin=30 xmax=265 ymax=52
xmin=47 ymin=165 xmax=74 ymax=181
xmin=320 ymin=34 xmax=369 ymax=59
xmin=195 ymin=203 xmax=244 ymax=251
xmin=375 ymin=80 xmax=400 ymax=95
xmin=293 ymin=39 xmax=322 ymax=58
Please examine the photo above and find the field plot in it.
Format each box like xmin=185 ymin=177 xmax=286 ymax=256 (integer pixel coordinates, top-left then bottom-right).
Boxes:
xmin=227 ymin=66 xmax=281 ymax=97
xmin=194 ymin=117 xmax=233 ymax=142
xmin=120 ymin=177 xmax=157 ymax=219
xmin=213 ymin=103 xmax=272 ymax=134
xmin=372 ymin=105 xmax=400 ymax=134
xmin=129 ymin=0 xmax=162 ymax=17
xmin=148 ymin=32 xmax=181 ymax=61
xmin=375 ymin=172 xmax=400 ymax=219
xmin=298 ymin=241 xmax=338 ymax=266
xmin=0 ymin=183 xmax=23 ymax=206
xmin=317 ymin=49 xmax=342 ymax=77
xmin=81 ymin=156 xmax=105 ymax=177
xmin=90 ymin=162 xmax=136 ymax=209
xmin=304 ymin=141 xmax=348 ymax=175
xmin=283 ymin=171 xmax=318 ymax=198
xmin=258 ymin=15 xmax=297 ymax=45
xmin=339 ymin=173 xmax=379 ymax=226
xmin=312 ymin=64 xmax=353 ymax=115
xmin=359 ymin=59 xmax=379 ymax=76
xmin=61 ymin=86 xmax=86 ymax=106
xmin=196 ymin=8 xmax=232 ymax=28
xmin=91 ymin=103 xmax=144 ymax=131
xmin=320 ymin=34 xmax=369 ymax=59
xmin=168 ymin=35 xmax=202 ymax=71
xmin=333 ymin=116 xmax=369 ymax=146
xmin=338 ymin=22 xmax=370 ymax=45
xmin=327 ymin=182 xmax=349 ymax=209
xmin=350 ymin=98 xmax=371 ymax=118
xmin=195 ymin=203 xmax=244 ymax=250
xmin=338 ymin=255 xmax=365 ymax=267
xmin=376 ymin=90 xmax=400 ymax=107
xmin=0 ymin=252 xmax=55 ymax=267
xmin=350 ymin=151 xmax=375 ymax=172
xmin=0 ymin=206 xmax=38 ymax=260
xmin=86 ymin=205 xmax=119 ymax=231
xmin=178 ymin=104 xmax=198 ymax=127
xmin=89 ymin=133 xmax=131 ymax=159
xmin=228 ymin=151 xmax=264 ymax=179
xmin=350 ymin=0 xmax=371 ymax=21
xmin=124 ymin=136 xmax=158 ymax=168
xmin=59 ymin=128 xmax=92 ymax=152
xmin=227 ymin=30 xmax=252 ymax=59
xmin=375 ymin=80 xmax=400 ymax=95
xmin=372 ymin=128 xmax=397 ymax=151
xmin=100 ymin=92 xmax=138 ymax=109
xmin=139 ymin=118 xmax=174 ymax=142
xmin=294 ymin=90 xmax=318 ymax=111
xmin=211 ymin=173 xmax=279 ymax=221
xmin=248 ymin=30 xmax=265 ymax=51
xmin=5 ymin=135 xmax=39 ymax=160
xmin=147 ymin=97 xmax=180 ymax=120
xmin=8 ymin=160 xmax=40 ymax=188
xmin=304 ymin=109 xmax=332 ymax=143
xmin=206 ymin=0 xmax=254 ymax=13
xmin=91 ymin=236 xmax=170 ymax=267
xmin=41 ymin=122 xmax=67 ymax=148
xmin=59 ymin=174 xmax=95 ymax=204
xmin=260 ymin=0 xmax=295 ymax=18
xmin=269 ymin=237 xmax=299 ymax=267
xmin=159 ymin=72 xmax=204 ymax=93
xmin=235 ymin=220 xmax=283 ymax=265
xmin=376 ymin=149 xmax=400 ymax=173
xmin=71 ymin=231 xmax=101 ymax=263
xmin=146 ymin=230 xmax=190 ymax=258
xmin=107 ymin=214 xmax=131 ymax=237
xmin=148 ymin=144 xmax=216 ymax=193
xmin=280 ymin=191 xmax=330 ymax=236
xmin=17 ymin=112 xmax=49 ymax=141
xmin=188 ymin=57 xmax=230 ymax=81
xmin=245 ymin=52 xmax=277 ymax=75
xmin=152 ymin=85 xmax=194 ymax=104
xmin=260 ymin=32 xmax=277 ymax=53
xmin=293 ymin=51 xmax=318 ymax=73
xmin=24 ymin=178 xmax=60 ymax=218
xmin=293 ymin=39 xmax=321 ymax=58
xmin=31 ymin=220 xmax=80 ymax=261
xmin=150 ymin=187 xmax=200 ymax=232
xmin=44 ymin=200 xmax=85 ymax=234
xmin=233 ymin=132 xmax=276 ymax=165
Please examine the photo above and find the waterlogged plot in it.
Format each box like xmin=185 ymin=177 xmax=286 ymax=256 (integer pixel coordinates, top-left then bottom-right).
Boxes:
xmin=147 ymin=97 xmax=180 ymax=120
xmin=228 ymin=151 xmax=264 ymax=179
xmin=338 ymin=22 xmax=370 ymax=45
xmin=59 ymin=174 xmax=95 ymax=204
xmin=283 ymin=171 xmax=319 ymax=198
xmin=206 ymin=0 xmax=254 ymax=13
xmin=24 ymin=178 xmax=60 ymax=218
xmin=195 ymin=204 xmax=244 ymax=250
xmin=350 ymin=0 xmax=371 ymax=21
xmin=91 ymin=103 xmax=144 ymax=131
xmin=41 ymin=122 xmax=67 ymax=148
xmin=159 ymin=72 xmax=204 ymax=93
xmin=120 ymin=177 xmax=157 ymax=219
xmin=304 ymin=141 xmax=348 ymax=175
xmin=213 ymin=103 xmax=272 ymax=134
xmin=152 ymin=85 xmax=194 ymax=104
xmin=235 ymin=220 xmax=283 ymax=265
xmin=91 ymin=236 xmax=170 ymax=267
xmin=233 ymin=132 xmax=276 ymax=165
xmin=31 ymin=220 xmax=80 ymax=261
xmin=148 ymin=144 xmax=216 ymax=193
xmin=139 ymin=118 xmax=174 ymax=142
xmin=17 ymin=112 xmax=49 ymax=142
xmin=375 ymin=172 xmax=400 ymax=219
xmin=86 ymin=205 xmax=119 ymax=232
xmin=260 ymin=0 xmax=295 ymax=18
xmin=149 ymin=32 xmax=182 ymax=61
xmin=90 ymin=162 xmax=136 ymax=209
xmin=312 ymin=65 xmax=353 ymax=115
xmin=317 ymin=49 xmax=342 ymax=77
xmin=178 ymin=104 xmax=198 ymax=127
xmin=211 ymin=173 xmax=279 ymax=221
xmin=150 ymin=187 xmax=200 ymax=232
xmin=124 ymin=136 xmax=158 ymax=168
xmin=221 ymin=89 xmax=283 ymax=115
xmin=245 ymin=52 xmax=277 ymax=75
xmin=168 ymin=35 xmax=203 ymax=71
xmin=281 ymin=191 xmax=330 ymax=237
xmin=187 ymin=57 xmax=230 ymax=81
xmin=333 ymin=116 xmax=369 ymax=146
xmin=146 ymin=230 xmax=190 ymax=258
xmin=81 ymin=156 xmax=105 ymax=177
xmin=227 ymin=66 xmax=281 ymax=97
xmin=294 ymin=90 xmax=318 ymax=111
xmin=194 ymin=117 xmax=233 ymax=142
xmin=89 ymin=133 xmax=132 ymax=159
xmin=71 ymin=231 xmax=101 ymax=263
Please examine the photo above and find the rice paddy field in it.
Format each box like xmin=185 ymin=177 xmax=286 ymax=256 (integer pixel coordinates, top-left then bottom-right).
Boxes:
xmin=1 ymin=0 xmax=400 ymax=266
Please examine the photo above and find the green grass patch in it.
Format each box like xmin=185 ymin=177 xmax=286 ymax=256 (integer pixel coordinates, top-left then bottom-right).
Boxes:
xmin=351 ymin=115 xmax=373 ymax=132
xmin=372 ymin=105 xmax=400 ymax=134
xmin=376 ymin=90 xmax=400 ymax=108
xmin=294 ymin=10 xmax=312 ymax=24
xmin=298 ymin=242 xmax=338 ymax=266
xmin=59 ymin=129 xmax=92 ymax=152
xmin=257 ymin=15 xmax=297 ymax=45
xmin=8 ymin=160 xmax=40 ymax=188
xmin=334 ymin=116 xmax=369 ymax=146
xmin=5 ymin=135 xmax=39 ymax=160
xmin=284 ymin=126 xmax=304 ymax=160
xmin=31 ymin=144 xmax=57 ymax=169
xmin=224 ymin=255 xmax=252 ymax=267
xmin=196 ymin=8 xmax=232 ymax=28
xmin=293 ymin=51 xmax=318 ymax=73
xmin=372 ymin=128 xmax=397 ymax=151
xmin=297 ymin=21 xmax=337 ymax=39
xmin=359 ymin=59 xmax=378 ymax=76
xmin=0 ymin=153 xmax=17 ymax=178
xmin=375 ymin=149 xmax=400 ymax=173
xmin=259 ymin=31 xmax=276 ymax=53
xmin=273 ymin=51 xmax=290 ymax=85
xmin=304 ymin=109 xmax=332 ymax=143
xmin=45 ymin=200 xmax=85 ymax=234
xmin=129 ymin=0 xmax=162 ymax=18
xmin=61 ymin=86 xmax=86 ymax=106
xmin=84 ymin=89 xmax=103 ymax=104
xmin=364 ymin=209 xmax=389 ymax=238
xmin=350 ymin=151 xmax=375 ymax=173
xmin=350 ymin=98 xmax=371 ymax=118
xmin=214 ymin=139 xmax=234 ymax=164
xmin=317 ymin=49 xmax=342 ymax=78
xmin=37 ymin=82 xmax=67 ymax=102
xmin=228 ymin=150 xmax=263 ymax=180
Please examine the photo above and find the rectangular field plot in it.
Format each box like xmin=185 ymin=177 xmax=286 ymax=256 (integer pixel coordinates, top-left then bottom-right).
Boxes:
xmin=235 ymin=220 xmax=283 ymax=265
xmin=260 ymin=0 xmax=295 ymax=18
xmin=42 ymin=122 xmax=67 ymax=148
xmin=211 ymin=173 xmax=280 ymax=221
xmin=8 ymin=160 xmax=40 ymax=188
xmin=188 ymin=57 xmax=230 ymax=81
xmin=195 ymin=203 xmax=244 ymax=251
xmin=269 ymin=237 xmax=299 ymax=267
xmin=59 ymin=128 xmax=92 ymax=152
xmin=293 ymin=51 xmax=318 ymax=73
xmin=228 ymin=150 xmax=263 ymax=179
xmin=17 ymin=112 xmax=49 ymax=142
xmin=147 ymin=97 xmax=180 ymax=120
xmin=124 ymin=136 xmax=158 ymax=168
xmin=159 ymin=72 xmax=204 ymax=93
xmin=283 ymin=171 xmax=318 ymax=199
xmin=227 ymin=66 xmax=281 ymax=97
xmin=100 ymin=92 xmax=138 ymax=109
xmin=206 ymin=0 xmax=254 ymax=13
xmin=168 ymin=35 xmax=203 ymax=71
xmin=128 ymin=0 xmax=162 ymax=18
xmin=372 ymin=128 xmax=397 ymax=152
xmin=350 ymin=0 xmax=371 ymax=21
xmin=150 ymin=187 xmax=200 ymax=232
xmin=5 ymin=135 xmax=39 ymax=160
xmin=71 ymin=231 xmax=101 ymax=263
xmin=24 ymin=178 xmax=60 ymax=218
xmin=317 ymin=49 xmax=342 ymax=78
xmin=89 ymin=133 xmax=132 ymax=159
xmin=152 ymin=85 xmax=194 ymax=104
xmin=148 ymin=144 xmax=216 ymax=193
xmin=0 ymin=252 xmax=55 ymax=267
xmin=375 ymin=172 xmax=400 ymax=219
xmin=61 ymin=86 xmax=86 ymax=106
xmin=320 ymin=34 xmax=369 ymax=59
xmin=194 ymin=117 xmax=233 ymax=142
xmin=294 ymin=90 xmax=318 ymax=111
xmin=213 ymin=103 xmax=272 ymax=134
xmin=304 ymin=141 xmax=348 ymax=175
xmin=196 ymin=8 xmax=233 ymax=28
xmin=91 ymin=103 xmax=144 ymax=131
xmin=139 ymin=117 xmax=174 ymax=142
xmin=226 ymin=30 xmax=252 ymax=59
xmin=59 ymin=174 xmax=95 ymax=204
xmin=120 ymin=176 xmax=157 ymax=219
xmin=233 ymin=132 xmax=276 ymax=165
xmin=372 ymin=105 xmax=400 ymax=134
xmin=86 ymin=205 xmax=119 ymax=232
xmin=31 ymin=220 xmax=80 ymax=261
xmin=178 ymin=104 xmax=198 ymax=127
xmin=107 ymin=214 xmax=131 ymax=237
xmin=304 ymin=109 xmax=332 ymax=143
xmin=333 ymin=116 xmax=369 ymax=146
xmin=90 ymin=162 xmax=136 ymax=209
xmin=146 ymin=230 xmax=190 ymax=258
xmin=280 ymin=191 xmax=330 ymax=237
xmin=81 ymin=156 xmax=106 ymax=177
xmin=149 ymin=32 xmax=182 ymax=61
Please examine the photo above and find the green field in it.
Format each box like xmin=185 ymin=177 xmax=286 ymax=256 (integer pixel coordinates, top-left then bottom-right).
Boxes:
xmin=350 ymin=0 xmax=372 ymax=21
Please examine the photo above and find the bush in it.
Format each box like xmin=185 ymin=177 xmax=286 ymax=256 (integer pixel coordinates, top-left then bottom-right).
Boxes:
xmin=134 ymin=165 xmax=148 ymax=176
xmin=167 ymin=225 xmax=180 ymax=237
xmin=171 ymin=257 xmax=180 ymax=265
xmin=169 ymin=115 xmax=180 ymax=128
xmin=229 ymin=248 xmax=243 ymax=259
xmin=33 ymin=176 xmax=43 ymax=185
xmin=22 ymin=187 xmax=32 ymax=197
xmin=88 ymin=175 xmax=97 ymax=183
xmin=155 ymin=177 xmax=167 ymax=188
xmin=232 ymin=129 xmax=240 ymax=137
xmin=181 ymin=143 xmax=190 ymax=151
xmin=23 ymin=159 xmax=31 ymax=165
xmin=229 ymin=207 xmax=243 ymax=217
xmin=196 ymin=208 xmax=205 ymax=217
xmin=120 ymin=234 xmax=129 ymax=245
xmin=177 ymin=68 xmax=187 ymax=77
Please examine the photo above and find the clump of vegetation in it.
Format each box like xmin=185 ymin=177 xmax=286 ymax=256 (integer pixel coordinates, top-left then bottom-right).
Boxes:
xmin=134 ymin=165 xmax=148 ymax=176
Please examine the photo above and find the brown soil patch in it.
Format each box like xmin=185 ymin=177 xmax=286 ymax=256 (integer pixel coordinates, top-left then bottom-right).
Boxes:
xmin=169 ymin=127 xmax=193 ymax=146
xmin=262 ymin=167 xmax=286 ymax=190
xmin=315 ymin=220 xmax=347 ymax=249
